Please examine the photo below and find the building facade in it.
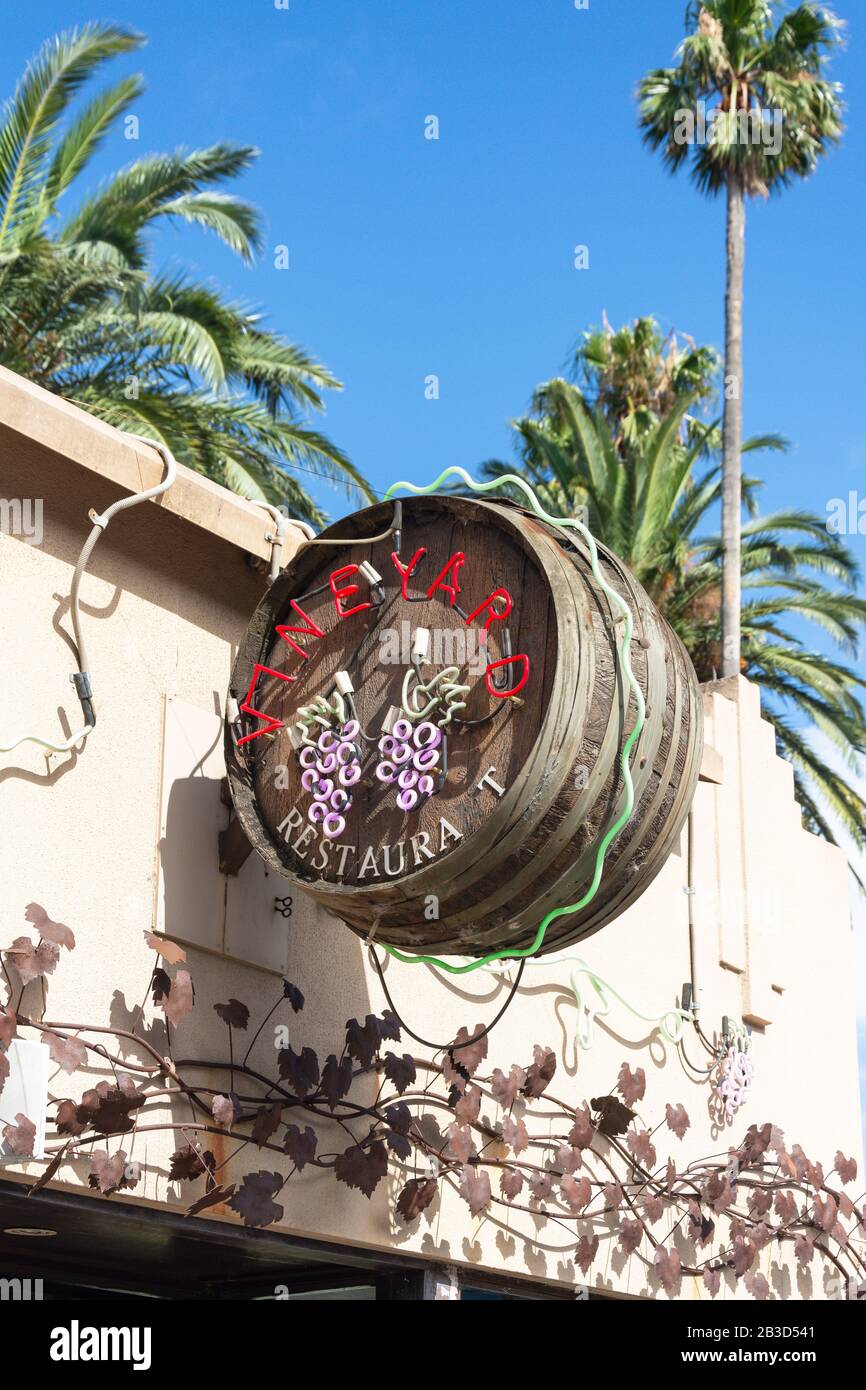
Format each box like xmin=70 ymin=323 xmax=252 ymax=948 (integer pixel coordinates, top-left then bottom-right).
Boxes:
xmin=0 ymin=366 xmax=862 ymax=1301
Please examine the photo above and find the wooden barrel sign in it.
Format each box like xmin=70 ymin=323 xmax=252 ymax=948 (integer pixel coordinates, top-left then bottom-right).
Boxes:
xmin=225 ymin=494 xmax=703 ymax=956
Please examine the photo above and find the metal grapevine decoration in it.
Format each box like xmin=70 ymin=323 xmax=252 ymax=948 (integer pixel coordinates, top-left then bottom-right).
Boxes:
xmin=2 ymin=913 xmax=863 ymax=1302
xmin=225 ymin=471 xmax=704 ymax=960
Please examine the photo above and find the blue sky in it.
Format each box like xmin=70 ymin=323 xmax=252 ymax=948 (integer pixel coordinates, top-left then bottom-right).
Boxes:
xmin=2 ymin=2 xmax=864 ymax=1135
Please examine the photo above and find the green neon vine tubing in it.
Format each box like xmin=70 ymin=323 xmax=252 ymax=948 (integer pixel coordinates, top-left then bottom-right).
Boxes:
xmin=378 ymin=467 xmax=646 ymax=975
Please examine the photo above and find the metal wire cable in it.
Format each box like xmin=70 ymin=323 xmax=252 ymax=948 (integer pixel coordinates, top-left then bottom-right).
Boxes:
xmin=368 ymin=945 xmax=525 ymax=1053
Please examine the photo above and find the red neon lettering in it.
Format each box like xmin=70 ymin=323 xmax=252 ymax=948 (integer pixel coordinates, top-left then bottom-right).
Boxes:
xmin=485 ymin=654 xmax=530 ymax=699
xmin=391 ymin=548 xmax=426 ymax=599
xmin=465 ymin=588 xmax=513 ymax=634
xmin=275 ymin=599 xmax=325 ymax=660
xmin=329 ymin=564 xmax=372 ymax=618
xmin=426 ymin=552 xmax=465 ymax=606
xmin=238 ymin=663 xmax=296 ymax=745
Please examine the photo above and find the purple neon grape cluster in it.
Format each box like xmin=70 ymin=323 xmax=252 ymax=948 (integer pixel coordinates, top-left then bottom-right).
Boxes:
xmin=298 ymin=719 xmax=362 ymax=839
xmin=375 ymin=717 xmax=442 ymax=811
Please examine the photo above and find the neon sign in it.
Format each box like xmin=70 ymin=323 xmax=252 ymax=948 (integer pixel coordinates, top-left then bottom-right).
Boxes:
xmin=238 ymin=548 xmax=530 ymax=746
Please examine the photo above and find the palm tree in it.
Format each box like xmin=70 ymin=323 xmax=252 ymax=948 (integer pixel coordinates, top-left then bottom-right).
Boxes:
xmin=0 ymin=24 xmax=371 ymax=523
xmin=480 ymin=321 xmax=866 ymax=862
xmin=638 ymin=2 xmax=844 ymax=677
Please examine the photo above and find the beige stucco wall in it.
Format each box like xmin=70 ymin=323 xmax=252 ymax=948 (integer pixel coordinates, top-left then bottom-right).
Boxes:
xmin=0 ymin=368 xmax=862 ymax=1299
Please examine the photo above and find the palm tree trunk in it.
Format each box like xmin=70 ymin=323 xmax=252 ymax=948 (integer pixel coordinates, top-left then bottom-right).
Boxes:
xmin=721 ymin=172 xmax=745 ymax=677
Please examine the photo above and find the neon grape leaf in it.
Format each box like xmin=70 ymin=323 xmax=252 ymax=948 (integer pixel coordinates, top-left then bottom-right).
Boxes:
xmin=617 ymin=1063 xmax=645 ymax=1107
xmin=5 ymin=936 xmax=59 ymax=984
xmin=447 ymin=1123 xmax=476 ymax=1163
xmin=213 ymin=999 xmax=250 ymax=1030
xmin=186 ymin=1183 xmax=236 ymax=1218
xmin=501 ymin=1113 xmax=529 ymax=1155
xmin=835 ymin=1151 xmax=858 ymax=1185
xmin=703 ymin=1266 xmax=721 ymax=1298
xmin=561 ymin=1175 xmax=592 ymax=1213
xmin=252 ymin=1103 xmax=283 ymax=1148
xmin=642 ymin=1195 xmax=664 ymax=1224
xmin=160 ymin=969 xmax=194 ymax=1028
xmin=455 ymin=1084 xmax=482 ymax=1126
xmin=774 ymin=1189 xmax=798 ymax=1224
xmin=569 ymin=1103 xmax=595 ymax=1150
xmin=229 ymin=1170 xmax=284 ymax=1227
xmin=491 ymin=1064 xmax=526 ymax=1109
xmin=2 ymin=1113 xmax=35 ymax=1156
xmin=282 ymin=1124 xmax=318 ymax=1171
xmin=665 ymin=1157 xmax=677 ymax=1193
xmin=43 ymin=1031 xmax=87 ymax=1075
xmin=25 ymin=903 xmax=75 ymax=950
xmin=654 ymin=1246 xmax=681 ymax=1295
xmin=619 ymin=1219 xmax=644 ymax=1255
xmin=334 ymin=1140 xmax=388 ymax=1198
xmin=212 ymin=1094 xmax=238 ymax=1127
xmin=321 ymin=1053 xmax=354 ymax=1109
xmin=459 ymin=1163 xmax=491 ymax=1217
xmin=0 ymin=1052 xmax=7 ymax=1095
xmin=523 ymin=1045 xmax=556 ymax=1100
xmin=277 ymin=1045 xmax=320 ymax=1097
xmin=383 ymin=1052 xmax=416 ymax=1095
xmin=627 ymin=1130 xmax=657 ymax=1168
xmin=744 ymin=1270 xmax=770 ymax=1301
xmin=396 ymin=1177 xmax=438 ymax=1222
xmin=591 ymin=1096 xmax=634 ymax=1138
xmin=838 ymin=1191 xmax=855 ymax=1219
xmin=665 ymin=1103 xmax=690 ymax=1139
xmin=500 ymin=1168 xmax=524 ymax=1201
xmin=575 ymin=1233 xmax=598 ymax=1276
xmin=0 ymin=1004 xmax=16 ymax=1047
xmin=282 ymin=980 xmax=305 ymax=1013
xmin=142 ymin=931 xmax=186 ymax=965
